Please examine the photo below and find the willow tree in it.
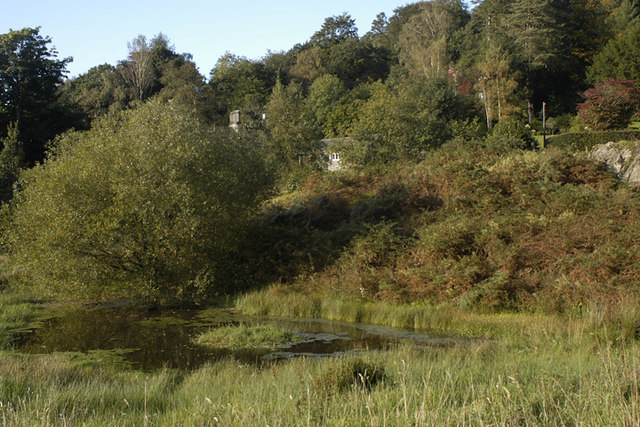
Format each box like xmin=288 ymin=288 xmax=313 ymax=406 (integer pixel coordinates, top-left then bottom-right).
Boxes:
xmin=8 ymin=99 xmax=270 ymax=302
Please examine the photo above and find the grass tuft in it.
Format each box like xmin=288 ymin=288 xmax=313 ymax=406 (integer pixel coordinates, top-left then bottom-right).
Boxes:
xmin=194 ymin=324 xmax=303 ymax=350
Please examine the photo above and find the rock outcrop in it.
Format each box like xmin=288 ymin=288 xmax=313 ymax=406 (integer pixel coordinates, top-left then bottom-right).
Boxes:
xmin=590 ymin=141 xmax=640 ymax=186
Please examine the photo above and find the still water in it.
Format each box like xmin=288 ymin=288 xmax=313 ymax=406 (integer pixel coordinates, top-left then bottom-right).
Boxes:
xmin=14 ymin=305 xmax=469 ymax=370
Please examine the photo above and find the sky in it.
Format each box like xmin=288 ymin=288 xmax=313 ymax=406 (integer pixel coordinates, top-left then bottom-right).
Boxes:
xmin=1 ymin=0 xmax=437 ymax=79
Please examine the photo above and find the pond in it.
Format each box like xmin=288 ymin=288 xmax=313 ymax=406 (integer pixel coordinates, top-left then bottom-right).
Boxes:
xmin=12 ymin=304 xmax=471 ymax=370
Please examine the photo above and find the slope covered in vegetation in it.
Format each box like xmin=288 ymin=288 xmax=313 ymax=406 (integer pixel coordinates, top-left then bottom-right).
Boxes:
xmin=245 ymin=140 xmax=640 ymax=313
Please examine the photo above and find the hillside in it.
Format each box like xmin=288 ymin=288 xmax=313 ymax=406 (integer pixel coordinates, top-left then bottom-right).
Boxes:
xmin=245 ymin=140 xmax=640 ymax=313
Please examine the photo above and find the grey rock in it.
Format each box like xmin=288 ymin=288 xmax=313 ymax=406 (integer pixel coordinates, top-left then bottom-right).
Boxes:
xmin=590 ymin=141 xmax=640 ymax=186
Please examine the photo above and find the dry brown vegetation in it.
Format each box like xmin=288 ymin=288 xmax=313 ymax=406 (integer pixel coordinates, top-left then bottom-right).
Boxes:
xmin=247 ymin=141 xmax=640 ymax=313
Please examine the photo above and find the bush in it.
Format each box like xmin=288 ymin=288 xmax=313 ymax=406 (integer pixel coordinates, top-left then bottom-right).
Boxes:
xmin=487 ymin=119 xmax=537 ymax=149
xmin=546 ymin=130 xmax=640 ymax=151
xmin=7 ymin=100 xmax=270 ymax=302
xmin=577 ymin=80 xmax=640 ymax=131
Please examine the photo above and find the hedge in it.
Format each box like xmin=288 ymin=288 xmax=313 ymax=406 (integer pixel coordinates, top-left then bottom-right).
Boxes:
xmin=546 ymin=130 xmax=640 ymax=151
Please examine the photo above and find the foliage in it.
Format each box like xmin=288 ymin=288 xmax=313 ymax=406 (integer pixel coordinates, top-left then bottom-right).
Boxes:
xmin=474 ymin=46 xmax=520 ymax=128
xmin=0 ymin=27 xmax=72 ymax=164
xmin=0 ymin=123 xmax=24 ymax=202
xmin=265 ymin=80 xmax=322 ymax=176
xmin=397 ymin=0 xmax=470 ymax=79
xmin=546 ymin=129 xmax=640 ymax=151
xmin=350 ymin=76 xmax=476 ymax=161
xmin=310 ymin=13 xmax=359 ymax=49
xmin=243 ymin=140 xmax=640 ymax=312
xmin=118 ymin=35 xmax=154 ymax=101
xmin=588 ymin=21 xmax=640 ymax=84
xmin=7 ymin=100 xmax=270 ymax=302
xmin=577 ymin=79 xmax=640 ymax=130
xmin=487 ymin=118 xmax=537 ymax=149
xmin=58 ymin=64 xmax=130 ymax=120
xmin=208 ymin=53 xmax=275 ymax=125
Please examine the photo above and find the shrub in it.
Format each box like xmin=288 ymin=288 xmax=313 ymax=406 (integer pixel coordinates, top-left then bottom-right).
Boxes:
xmin=487 ymin=119 xmax=537 ymax=149
xmin=7 ymin=100 xmax=270 ymax=302
xmin=546 ymin=130 xmax=640 ymax=151
xmin=577 ymin=80 xmax=640 ymax=131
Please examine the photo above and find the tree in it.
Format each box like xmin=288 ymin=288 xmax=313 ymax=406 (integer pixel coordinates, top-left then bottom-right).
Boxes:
xmin=289 ymin=46 xmax=327 ymax=85
xmin=307 ymin=74 xmax=349 ymax=137
xmin=0 ymin=123 xmax=24 ymax=202
xmin=588 ymin=22 xmax=640 ymax=84
xmin=364 ymin=12 xmax=390 ymax=45
xmin=58 ymin=64 xmax=130 ymax=121
xmin=577 ymin=79 xmax=640 ymax=130
xmin=605 ymin=0 xmax=640 ymax=35
xmin=0 ymin=27 xmax=71 ymax=163
xmin=7 ymin=100 xmax=270 ymax=302
xmin=119 ymin=35 xmax=154 ymax=101
xmin=265 ymin=81 xmax=322 ymax=172
xmin=158 ymin=57 xmax=206 ymax=110
xmin=208 ymin=53 xmax=275 ymax=125
xmin=310 ymin=13 xmax=359 ymax=48
xmin=351 ymin=77 xmax=474 ymax=160
xmin=474 ymin=46 xmax=520 ymax=128
xmin=397 ymin=0 xmax=470 ymax=78
xmin=507 ymin=0 xmax=566 ymax=120
xmin=324 ymin=38 xmax=391 ymax=88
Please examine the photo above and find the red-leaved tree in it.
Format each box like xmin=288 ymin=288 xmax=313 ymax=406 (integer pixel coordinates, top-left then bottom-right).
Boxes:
xmin=577 ymin=80 xmax=640 ymax=131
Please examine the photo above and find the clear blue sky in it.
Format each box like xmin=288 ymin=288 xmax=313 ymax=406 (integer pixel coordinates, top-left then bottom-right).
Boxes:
xmin=1 ymin=0 xmax=447 ymax=79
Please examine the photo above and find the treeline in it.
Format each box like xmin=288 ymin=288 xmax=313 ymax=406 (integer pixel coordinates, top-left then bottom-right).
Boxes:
xmin=3 ymin=1 xmax=640 ymax=169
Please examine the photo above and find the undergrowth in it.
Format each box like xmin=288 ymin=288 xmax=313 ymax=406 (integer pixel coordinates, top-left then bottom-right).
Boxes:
xmin=243 ymin=141 xmax=640 ymax=313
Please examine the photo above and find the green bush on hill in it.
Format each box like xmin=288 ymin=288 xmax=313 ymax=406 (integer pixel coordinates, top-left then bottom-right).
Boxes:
xmin=7 ymin=99 xmax=270 ymax=302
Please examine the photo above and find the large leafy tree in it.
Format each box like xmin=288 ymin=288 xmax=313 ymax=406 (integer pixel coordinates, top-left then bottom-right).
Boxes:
xmin=310 ymin=13 xmax=359 ymax=49
xmin=507 ymin=0 xmax=564 ymax=121
xmin=8 ymin=99 xmax=270 ymax=302
xmin=351 ymin=77 xmax=475 ymax=160
xmin=0 ymin=27 xmax=71 ymax=164
xmin=265 ymin=80 xmax=322 ymax=172
xmin=118 ymin=35 xmax=154 ymax=101
xmin=59 ymin=64 xmax=130 ymax=122
xmin=474 ymin=46 xmax=520 ymax=128
xmin=208 ymin=53 xmax=275 ymax=125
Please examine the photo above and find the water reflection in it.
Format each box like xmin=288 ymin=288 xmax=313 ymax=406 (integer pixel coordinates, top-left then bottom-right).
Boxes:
xmin=15 ymin=305 xmax=470 ymax=370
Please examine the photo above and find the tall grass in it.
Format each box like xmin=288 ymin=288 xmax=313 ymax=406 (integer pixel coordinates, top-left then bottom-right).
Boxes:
xmin=0 ymin=294 xmax=39 ymax=348
xmin=1 ymin=336 xmax=638 ymax=425
xmin=1 ymin=292 xmax=638 ymax=425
